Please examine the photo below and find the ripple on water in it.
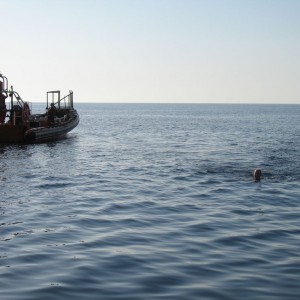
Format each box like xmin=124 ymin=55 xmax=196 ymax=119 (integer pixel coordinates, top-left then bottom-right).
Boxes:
xmin=1 ymin=104 xmax=300 ymax=299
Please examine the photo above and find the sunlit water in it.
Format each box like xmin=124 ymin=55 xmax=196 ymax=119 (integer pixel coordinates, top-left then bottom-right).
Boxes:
xmin=1 ymin=104 xmax=300 ymax=299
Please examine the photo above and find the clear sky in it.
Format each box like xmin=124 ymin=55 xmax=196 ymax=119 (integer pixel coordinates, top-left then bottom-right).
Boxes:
xmin=1 ymin=0 xmax=299 ymax=103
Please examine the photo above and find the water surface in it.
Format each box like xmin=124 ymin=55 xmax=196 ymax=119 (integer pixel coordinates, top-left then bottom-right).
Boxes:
xmin=1 ymin=104 xmax=300 ymax=299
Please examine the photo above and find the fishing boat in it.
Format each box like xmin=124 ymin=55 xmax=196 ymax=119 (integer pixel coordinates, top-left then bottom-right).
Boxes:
xmin=0 ymin=73 xmax=79 ymax=143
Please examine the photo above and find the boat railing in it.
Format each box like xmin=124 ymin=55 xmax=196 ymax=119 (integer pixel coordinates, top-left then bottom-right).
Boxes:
xmin=59 ymin=91 xmax=74 ymax=109
xmin=47 ymin=90 xmax=73 ymax=110
xmin=1 ymin=74 xmax=32 ymax=125
xmin=0 ymin=73 xmax=8 ymax=95
xmin=7 ymin=90 xmax=26 ymax=112
xmin=11 ymin=90 xmax=25 ymax=106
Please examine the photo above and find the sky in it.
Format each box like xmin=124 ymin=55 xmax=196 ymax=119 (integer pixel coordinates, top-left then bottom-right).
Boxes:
xmin=1 ymin=0 xmax=299 ymax=103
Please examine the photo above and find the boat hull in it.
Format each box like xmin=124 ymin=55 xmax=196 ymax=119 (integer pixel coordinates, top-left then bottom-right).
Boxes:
xmin=0 ymin=125 xmax=26 ymax=143
xmin=0 ymin=109 xmax=79 ymax=143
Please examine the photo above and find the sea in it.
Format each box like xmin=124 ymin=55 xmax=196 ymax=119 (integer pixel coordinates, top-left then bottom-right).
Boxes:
xmin=0 ymin=103 xmax=300 ymax=300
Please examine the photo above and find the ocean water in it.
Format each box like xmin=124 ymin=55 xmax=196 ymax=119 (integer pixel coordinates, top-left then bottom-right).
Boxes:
xmin=1 ymin=103 xmax=300 ymax=300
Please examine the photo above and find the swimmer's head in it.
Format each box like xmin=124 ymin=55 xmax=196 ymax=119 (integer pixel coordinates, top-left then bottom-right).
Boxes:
xmin=253 ymin=169 xmax=262 ymax=181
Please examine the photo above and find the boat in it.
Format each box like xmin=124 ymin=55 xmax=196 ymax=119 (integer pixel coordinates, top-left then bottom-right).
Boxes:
xmin=0 ymin=73 xmax=79 ymax=143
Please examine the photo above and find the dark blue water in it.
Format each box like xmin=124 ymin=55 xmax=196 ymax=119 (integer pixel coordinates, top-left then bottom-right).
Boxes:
xmin=1 ymin=104 xmax=300 ymax=299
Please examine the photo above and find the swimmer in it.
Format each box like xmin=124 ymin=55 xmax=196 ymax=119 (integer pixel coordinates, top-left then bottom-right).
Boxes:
xmin=253 ymin=169 xmax=262 ymax=181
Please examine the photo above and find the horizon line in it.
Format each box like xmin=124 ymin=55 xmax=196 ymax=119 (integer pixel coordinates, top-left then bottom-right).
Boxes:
xmin=28 ymin=101 xmax=299 ymax=105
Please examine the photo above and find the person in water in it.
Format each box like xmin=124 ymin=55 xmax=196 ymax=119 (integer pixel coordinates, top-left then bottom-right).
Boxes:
xmin=253 ymin=169 xmax=262 ymax=181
